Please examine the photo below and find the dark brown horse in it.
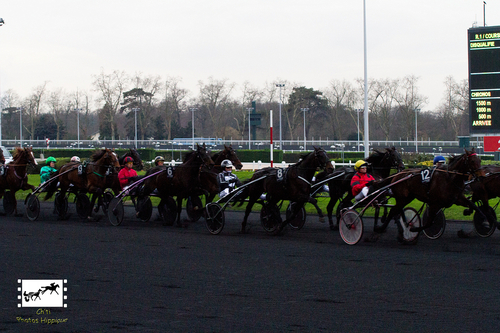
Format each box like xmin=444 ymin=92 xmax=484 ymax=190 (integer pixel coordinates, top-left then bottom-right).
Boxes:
xmin=44 ymin=148 xmax=120 ymax=218
xmin=313 ymin=146 xmax=404 ymax=230
xmin=105 ymin=148 xmax=144 ymax=196
xmin=198 ymin=145 xmax=243 ymax=203
xmin=0 ymin=147 xmax=37 ymax=215
xmin=142 ymin=144 xmax=214 ymax=225
xmin=374 ymin=148 xmax=488 ymax=242
xmin=235 ymin=147 xmax=330 ymax=234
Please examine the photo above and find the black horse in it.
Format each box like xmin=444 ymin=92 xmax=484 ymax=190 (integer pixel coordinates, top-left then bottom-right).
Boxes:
xmin=314 ymin=146 xmax=404 ymax=230
xmin=234 ymin=147 xmax=331 ymax=235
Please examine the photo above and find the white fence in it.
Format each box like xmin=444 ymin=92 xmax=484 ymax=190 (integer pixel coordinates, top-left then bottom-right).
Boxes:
xmin=166 ymin=160 xmax=355 ymax=171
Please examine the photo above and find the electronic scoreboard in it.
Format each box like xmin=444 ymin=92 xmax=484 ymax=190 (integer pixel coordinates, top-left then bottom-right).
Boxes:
xmin=469 ymin=25 xmax=500 ymax=134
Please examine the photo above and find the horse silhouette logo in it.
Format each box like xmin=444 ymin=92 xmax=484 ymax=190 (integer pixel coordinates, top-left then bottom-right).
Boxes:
xmin=41 ymin=282 xmax=60 ymax=295
xmin=18 ymin=279 xmax=67 ymax=308
xmin=23 ymin=289 xmax=42 ymax=302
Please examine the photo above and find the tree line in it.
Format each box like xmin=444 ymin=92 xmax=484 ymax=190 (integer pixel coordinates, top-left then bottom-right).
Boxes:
xmin=0 ymin=70 xmax=469 ymax=143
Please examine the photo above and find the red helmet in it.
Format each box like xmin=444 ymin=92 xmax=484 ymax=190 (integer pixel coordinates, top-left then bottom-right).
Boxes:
xmin=124 ymin=156 xmax=134 ymax=163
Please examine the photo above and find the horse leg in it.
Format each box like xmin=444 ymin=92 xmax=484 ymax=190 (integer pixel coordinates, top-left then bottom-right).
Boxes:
xmin=87 ymin=193 xmax=100 ymax=220
xmin=306 ymin=197 xmax=324 ymax=223
xmin=241 ymin=195 xmax=258 ymax=234
xmin=175 ymin=196 xmax=184 ymax=227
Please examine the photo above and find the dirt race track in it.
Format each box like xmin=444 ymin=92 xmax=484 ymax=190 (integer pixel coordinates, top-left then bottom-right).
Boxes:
xmin=2 ymin=200 xmax=500 ymax=332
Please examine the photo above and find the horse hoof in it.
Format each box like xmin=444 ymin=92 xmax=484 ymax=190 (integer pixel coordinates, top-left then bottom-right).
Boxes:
xmin=15 ymin=213 xmax=23 ymax=217
xmin=373 ymin=225 xmax=386 ymax=233
xmin=463 ymin=209 xmax=472 ymax=216
xmin=330 ymin=224 xmax=339 ymax=231
xmin=319 ymin=216 xmax=325 ymax=223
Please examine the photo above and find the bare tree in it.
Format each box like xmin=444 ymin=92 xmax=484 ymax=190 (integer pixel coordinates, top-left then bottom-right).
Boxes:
xmin=197 ymin=77 xmax=235 ymax=138
xmin=324 ymin=79 xmax=359 ymax=140
xmin=395 ymin=75 xmax=428 ymax=139
xmin=369 ymin=78 xmax=400 ymax=140
xmin=162 ymin=77 xmax=188 ymax=140
xmin=92 ymin=70 xmax=129 ymax=140
xmin=46 ymin=89 xmax=67 ymax=140
xmin=24 ymin=82 xmax=48 ymax=140
xmin=234 ymin=81 xmax=263 ymax=139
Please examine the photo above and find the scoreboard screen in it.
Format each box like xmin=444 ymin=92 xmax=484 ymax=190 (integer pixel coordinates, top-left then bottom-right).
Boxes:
xmin=469 ymin=26 xmax=500 ymax=134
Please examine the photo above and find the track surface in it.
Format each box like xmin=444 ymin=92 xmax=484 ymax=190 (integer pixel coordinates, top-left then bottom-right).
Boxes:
xmin=2 ymin=200 xmax=500 ymax=332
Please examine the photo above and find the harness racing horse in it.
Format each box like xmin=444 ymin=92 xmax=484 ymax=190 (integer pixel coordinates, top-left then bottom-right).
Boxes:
xmin=235 ymin=147 xmax=330 ymax=235
xmin=199 ymin=145 xmax=243 ymax=203
xmin=142 ymin=144 xmax=214 ymax=226
xmin=314 ymin=146 xmax=404 ymax=230
xmin=0 ymin=147 xmax=37 ymax=215
xmin=45 ymin=148 xmax=120 ymax=219
xmin=374 ymin=148 xmax=489 ymax=243
xmin=105 ymin=148 xmax=144 ymax=196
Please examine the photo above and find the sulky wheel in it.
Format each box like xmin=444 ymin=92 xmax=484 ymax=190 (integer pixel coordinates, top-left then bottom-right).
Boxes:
xmin=107 ymin=197 xmax=124 ymax=226
xmin=136 ymin=197 xmax=153 ymax=223
xmin=473 ymin=205 xmax=496 ymax=238
xmin=205 ymin=202 xmax=225 ymax=235
xmin=260 ymin=203 xmax=283 ymax=235
xmin=3 ymin=190 xmax=16 ymax=216
xmin=397 ymin=207 xmax=421 ymax=245
xmin=422 ymin=207 xmax=446 ymax=240
xmin=186 ymin=195 xmax=203 ymax=222
xmin=339 ymin=209 xmax=363 ymax=245
xmin=158 ymin=196 xmax=177 ymax=226
xmin=24 ymin=194 xmax=40 ymax=221
xmin=75 ymin=193 xmax=91 ymax=219
xmin=54 ymin=192 xmax=68 ymax=218
xmin=286 ymin=202 xmax=306 ymax=230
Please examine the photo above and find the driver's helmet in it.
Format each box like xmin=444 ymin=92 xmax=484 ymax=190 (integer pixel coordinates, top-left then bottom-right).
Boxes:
xmin=154 ymin=156 xmax=165 ymax=165
xmin=71 ymin=156 xmax=80 ymax=162
xmin=433 ymin=155 xmax=446 ymax=165
xmin=124 ymin=156 xmax=134 ymax=163
xmin=46 ymin=156 xmax=57 ymax=164
xmin=354 ymin=160 xmax=368 ymax=171
xmin=221 ymin=159 xmax=233 ymax=168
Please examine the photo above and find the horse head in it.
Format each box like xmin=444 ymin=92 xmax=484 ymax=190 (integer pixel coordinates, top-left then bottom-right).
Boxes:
xmin=313 ymin=146 xmax=330 ymax=170
xmin=0 ymin=147 xmax=5 ymax=165
xmin=24 ymin=147 xmax=38 ymax=167
xmin=218 ymin=145 xmax=243 ymax=170
xmin=195 ymin=143 xmax=215 ymax=169
xmin=448 ymin=148 xmax=481 ymax=176
xmin=386 ymin=146 xmax=404 ymax=172
xmin=129 ymin=148 xmax=144 ymax=170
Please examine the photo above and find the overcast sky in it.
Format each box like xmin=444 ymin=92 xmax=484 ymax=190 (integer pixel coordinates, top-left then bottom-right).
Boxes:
xmin=0 ymin=0 xmax=497 ymax=111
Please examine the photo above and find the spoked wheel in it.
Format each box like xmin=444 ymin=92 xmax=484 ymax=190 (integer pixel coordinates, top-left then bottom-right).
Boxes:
xmin=24 ymin=194 xmax=40 ymax=221
xmin=136 ymin=197 xmax=153 ymax=223
xmin=286 ymin=202 xmax=306 ymax=230
xmin=3 ymin=190 xmax=16 ymax=216
xmin=186 ymin=195 xmax=203 ymax=222
xmin=75 ymin=193 xmax=91 ymax=219
xmin=107 ymin=197 xmax=124 ymax=226
xmin=339 ymin=209 xmax=363 ymax=245
xmin=158 ymin=197 xmax=177 ymax=226
xmin=101 ymin=192 xmax=115 ymax=214
xmin=422 ymin=208 xmax=446 ymax=240
xmin=260 ymin=203 xmax=283 ymax=235
xmin=205 ymin=202 xmax=225 ymax=235
xmin=397 ymin=207 xmax=421 ymax=245
xmin=54 ymin=192 xmax=68 ymax=217
xmin=473 ymin=205 xmax=496 ymax=238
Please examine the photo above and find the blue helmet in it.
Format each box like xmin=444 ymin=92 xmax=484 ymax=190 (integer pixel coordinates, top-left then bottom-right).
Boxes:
xmin=433 ymin=155 xmax=446 ymax=165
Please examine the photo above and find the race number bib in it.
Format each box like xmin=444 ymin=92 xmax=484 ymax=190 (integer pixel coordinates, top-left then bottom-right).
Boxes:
xmin=421 ymin=169 xmax=431 ymax=183
xmin=166 ymin=166 xmax=174 ymax=178
xmin=276 ymin=168 xmax=285 ymax=182
xmin=77 ymin=164 xmax=83 ymax=175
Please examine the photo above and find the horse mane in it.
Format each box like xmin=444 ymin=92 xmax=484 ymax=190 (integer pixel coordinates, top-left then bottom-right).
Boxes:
xmin=365 ymin=149 xmax=385 ymax=164
xmin=183 ymin=150 xmax=196 ymax=162
xmin=447 ymin=154 xmax=460 ymax=167
xmin=90 ymin=149 xmax=107 ymax=162
xmin=212 ymin=151 xmax=221 ymax=161
xmin=12 ymin=147 xmax=24 ymax=162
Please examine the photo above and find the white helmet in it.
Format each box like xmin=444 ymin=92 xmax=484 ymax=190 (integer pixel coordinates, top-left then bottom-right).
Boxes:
xmin=221 ymin=159 xmax=233 ymax=168
xmin=71 ymin=156 xmax=80 ymax=162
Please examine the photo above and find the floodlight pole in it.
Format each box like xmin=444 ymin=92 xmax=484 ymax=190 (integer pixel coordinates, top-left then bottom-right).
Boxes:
xmin=301 ymin=108 xmax=309 ymax=150
xmin=75 ymin=108 xmax=82 ymax=149
xmin=132 ymin=107 xmax=140 ymax=149
xmin=190 ymin=108 xmax=197 ymax=150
